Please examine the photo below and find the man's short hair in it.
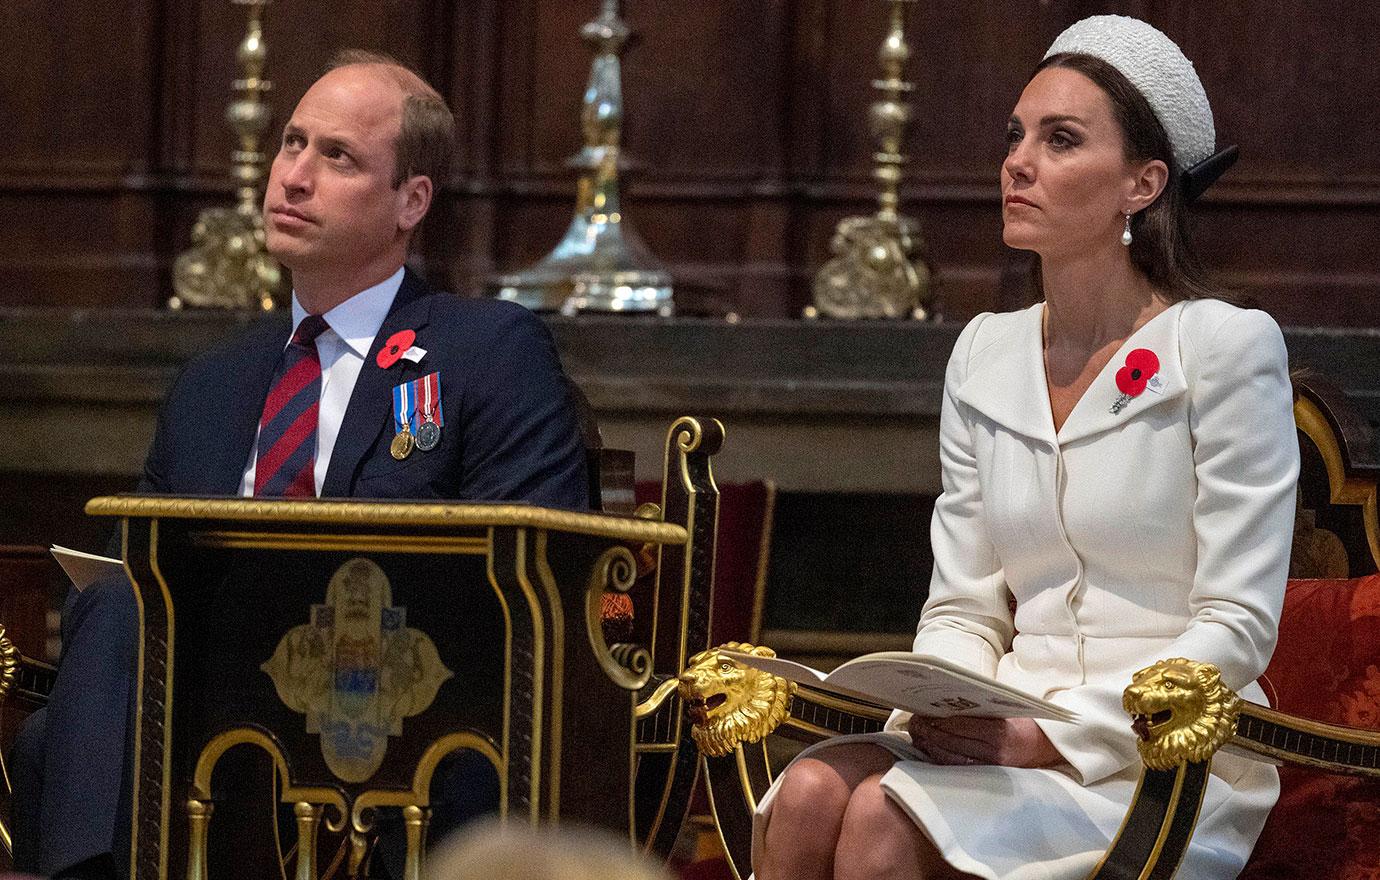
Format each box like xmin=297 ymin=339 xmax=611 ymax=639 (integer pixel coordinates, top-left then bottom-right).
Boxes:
xmin=325 ymin=49 xmax=455 ymax=190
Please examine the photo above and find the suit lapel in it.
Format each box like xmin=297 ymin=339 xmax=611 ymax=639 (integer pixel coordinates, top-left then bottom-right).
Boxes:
xmin=321 ymin=269 xmax=435 ymax=497
xmin=212 ymin=320 xmax=290 ymax=494
xmin=1056 ymin=301 xmax=1187 ymax=445
xmin=954 ymin=301 xmax=1189 ymax=448
xmin=955 ymin=304 xmax=1058 ymax=445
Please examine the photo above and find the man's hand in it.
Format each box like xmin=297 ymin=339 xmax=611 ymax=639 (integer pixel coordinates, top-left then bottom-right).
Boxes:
xmin=906 ymin=715 xmax=1062 ymax=768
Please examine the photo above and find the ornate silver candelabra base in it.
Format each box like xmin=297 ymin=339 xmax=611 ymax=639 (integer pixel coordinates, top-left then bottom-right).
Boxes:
xmin=494 ymin=211 xmax=672 ymax=316
xmin=492 ymin=0 xmax=672 ymax=315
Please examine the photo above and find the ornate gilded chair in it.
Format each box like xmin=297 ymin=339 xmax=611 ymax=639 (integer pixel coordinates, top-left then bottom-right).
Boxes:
xmin=676 ymin=377 xmax=1380 ymax=879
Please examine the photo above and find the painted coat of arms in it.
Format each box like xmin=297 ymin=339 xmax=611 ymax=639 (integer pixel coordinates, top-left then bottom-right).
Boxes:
xmin=261 ymin=557 xmax=453 ymax=782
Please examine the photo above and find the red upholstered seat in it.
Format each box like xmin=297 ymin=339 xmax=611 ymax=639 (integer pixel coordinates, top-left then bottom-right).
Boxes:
xmin=1242 ymin=574 xmax=1380 ymax=879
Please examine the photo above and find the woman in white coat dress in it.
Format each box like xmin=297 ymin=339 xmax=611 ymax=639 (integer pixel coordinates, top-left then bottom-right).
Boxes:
xmin=754 ymin=16 xmax=1298 ymax=880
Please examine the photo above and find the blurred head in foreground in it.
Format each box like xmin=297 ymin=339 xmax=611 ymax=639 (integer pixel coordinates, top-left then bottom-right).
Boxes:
xmin=424 ymin=820 xmax=670 ymax=880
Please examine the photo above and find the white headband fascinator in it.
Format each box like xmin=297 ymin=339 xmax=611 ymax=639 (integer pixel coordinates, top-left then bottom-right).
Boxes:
xmin=1044 ymin=15 xmax=1214 ymax=171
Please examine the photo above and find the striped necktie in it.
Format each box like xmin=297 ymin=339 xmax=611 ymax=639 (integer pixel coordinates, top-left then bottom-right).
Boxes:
xmin=253 ymin=314 xmax=330 ymax=497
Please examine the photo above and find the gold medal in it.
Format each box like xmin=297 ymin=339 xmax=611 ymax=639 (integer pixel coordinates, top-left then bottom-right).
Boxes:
xmin=390 ymin=427 xmax=414 ymax=460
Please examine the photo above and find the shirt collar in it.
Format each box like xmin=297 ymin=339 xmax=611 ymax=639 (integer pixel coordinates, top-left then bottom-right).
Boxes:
xmin=290 ymin=267 xmax=405 ymax=358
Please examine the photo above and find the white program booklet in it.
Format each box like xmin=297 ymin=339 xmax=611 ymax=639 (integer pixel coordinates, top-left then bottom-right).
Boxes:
xmin=50 ymin=545 xmax=124 ymax=592
xmin=723 ymin=649 xmax=1078 ymax=722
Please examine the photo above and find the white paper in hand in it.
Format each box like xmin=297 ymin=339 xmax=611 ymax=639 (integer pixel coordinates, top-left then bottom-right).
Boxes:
xmin=50 ymin=545 xmax=124 ymax=592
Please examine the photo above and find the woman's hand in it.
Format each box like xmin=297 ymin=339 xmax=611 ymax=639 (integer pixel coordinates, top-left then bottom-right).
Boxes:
xmin=906 ymin=715 xmax=1062 ymax=768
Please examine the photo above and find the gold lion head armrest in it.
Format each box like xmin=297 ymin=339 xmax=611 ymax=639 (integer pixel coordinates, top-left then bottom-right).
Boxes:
xmin=677 ymin=642 xmax=795 ymax=758
xmin=1123 ymin=658 xmax=1241 ymax=771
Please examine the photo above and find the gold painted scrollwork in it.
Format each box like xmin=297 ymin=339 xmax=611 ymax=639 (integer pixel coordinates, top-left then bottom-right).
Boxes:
xmin=586 ymin=545 xmax=652 ymax=691
xmin=350 ymin=731 xmax=505 ymax=828
xmin=187 ymin=729 xmax=498 ymax=876
xmin=634 ymin=677 xmax=681 ymax=720
xmin=671 ymin=417 xmax=706 ymax=454
xmin=1123 ymin=658 xmax=1241 ymax=771
xmin=192 ymin=728 xmax=349 ymax=822
xmin=678 ymin=642 xmax=795 ymax=758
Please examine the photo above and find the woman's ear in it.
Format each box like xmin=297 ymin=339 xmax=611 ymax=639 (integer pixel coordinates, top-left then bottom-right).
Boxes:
xmin=1125 ymin=158 xmax=1169 ymax=214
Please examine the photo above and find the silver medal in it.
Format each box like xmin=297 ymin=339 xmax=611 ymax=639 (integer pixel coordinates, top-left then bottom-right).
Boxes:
xmin=415 ymin=419 xmax=441 ymax=451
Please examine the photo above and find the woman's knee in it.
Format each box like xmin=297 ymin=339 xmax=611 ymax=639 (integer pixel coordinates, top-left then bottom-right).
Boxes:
xmin=780 ymin=745 xmax=896 ymax=811
xmin=835 ymin=776 xmax=949 ymax=879
xmin=771 ymin=757 xmax=853 ymax=828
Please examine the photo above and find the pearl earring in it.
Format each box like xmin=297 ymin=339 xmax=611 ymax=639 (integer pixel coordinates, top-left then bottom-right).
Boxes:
xmin=1121 ymin=212 xmax=1133 ymax=246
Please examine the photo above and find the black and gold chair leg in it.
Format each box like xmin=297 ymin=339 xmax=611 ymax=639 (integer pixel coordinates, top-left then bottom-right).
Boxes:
xmin=1085 ymin=762 xmax=1210 ymax=880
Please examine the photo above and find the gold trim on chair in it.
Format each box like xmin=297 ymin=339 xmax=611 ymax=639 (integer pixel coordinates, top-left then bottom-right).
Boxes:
xmin=587 ymin=545 xmax=652 ymax=692
xmin=1294 ymin=394 xmax=1380 ymax=569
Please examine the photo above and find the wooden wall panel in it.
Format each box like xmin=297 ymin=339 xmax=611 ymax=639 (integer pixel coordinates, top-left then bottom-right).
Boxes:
xmin=1119 ymin=3 xmax=1380 ymax=188
xmin=626 ymin=1 xmax=791 ymax=180
xmin=2 ymin=1 xmax=1379 ymax=325
xmin=0 ymin=0 xmax=154 ymax=181
xmin=185 ymin=1 xmax=441 ymax=177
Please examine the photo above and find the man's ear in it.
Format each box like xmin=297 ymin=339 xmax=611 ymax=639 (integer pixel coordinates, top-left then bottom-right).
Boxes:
xmin=397 ymin=174 xmax=433 ymax=233
xmin=1125 ymin=158 xmax=1169 ymax=215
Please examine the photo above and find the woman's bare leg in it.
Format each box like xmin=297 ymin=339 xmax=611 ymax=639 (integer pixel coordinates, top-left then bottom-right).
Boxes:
xmin=834 ymin=774 xmax=980 ymax=880
xmin=755 ymin=743 xmax=897 ymax=880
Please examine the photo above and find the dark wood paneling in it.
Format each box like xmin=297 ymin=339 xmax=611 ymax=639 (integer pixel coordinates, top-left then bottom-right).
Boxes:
xmin=1 ymin=1 xmax=1378 ymax=324
xmin=0 ymin=0 xmax=155 ymax=178
xmin=186 ymin=1 xmax=441 ymax=176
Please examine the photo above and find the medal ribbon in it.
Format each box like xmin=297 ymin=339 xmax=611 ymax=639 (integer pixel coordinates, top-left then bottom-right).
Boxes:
xmin=422 ymin=372 xmax=444 ymax=426
xmin=392 ymin=381 xmax=416 ymax=434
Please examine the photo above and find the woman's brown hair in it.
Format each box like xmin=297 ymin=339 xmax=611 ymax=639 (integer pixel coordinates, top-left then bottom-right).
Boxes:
xmin=1032 ymin=52 xmax=1217 ymax=301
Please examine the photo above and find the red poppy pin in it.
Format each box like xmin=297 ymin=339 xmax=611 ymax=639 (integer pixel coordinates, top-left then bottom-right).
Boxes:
xmin=1111 ymin=348 xmax=1160 ymax=414
xmin=376 ymin=329 xmax=417 ymax=369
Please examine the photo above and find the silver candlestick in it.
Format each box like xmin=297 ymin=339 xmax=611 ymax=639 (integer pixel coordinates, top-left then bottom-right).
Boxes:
xmin=492 ymin=0 xmax=673 ymax=315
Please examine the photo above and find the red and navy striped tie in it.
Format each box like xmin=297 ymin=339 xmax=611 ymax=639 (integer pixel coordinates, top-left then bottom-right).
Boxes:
xmin=253 ymin=314 xmax=330 ymax=497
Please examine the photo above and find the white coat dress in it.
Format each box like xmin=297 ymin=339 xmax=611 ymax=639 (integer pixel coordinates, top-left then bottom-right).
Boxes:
xmin=754 ymin=299 xmax=1299 ymax=880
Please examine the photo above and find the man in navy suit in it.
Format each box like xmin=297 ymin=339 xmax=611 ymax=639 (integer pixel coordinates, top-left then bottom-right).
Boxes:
xmin=12 ymin=51 xmax=588 ymax=879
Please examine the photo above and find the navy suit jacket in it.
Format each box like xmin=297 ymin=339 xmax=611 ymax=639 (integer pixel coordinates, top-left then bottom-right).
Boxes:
xmin=139 ymin=268 xmax=589 ymax=509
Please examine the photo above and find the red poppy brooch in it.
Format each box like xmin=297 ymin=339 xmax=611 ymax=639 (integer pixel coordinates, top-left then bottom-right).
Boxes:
xmin=376 ymin=329 xmax=417 ymax=369
xmin=1111 ymin=348 xmax=1160 ymax=414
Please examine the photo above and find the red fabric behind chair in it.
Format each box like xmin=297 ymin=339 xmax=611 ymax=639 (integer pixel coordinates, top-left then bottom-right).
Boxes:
xmin=635 ymin=480 xmax=775 ymax=646
xmin=1241 ymin=575 xmax=1380 ymax=879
